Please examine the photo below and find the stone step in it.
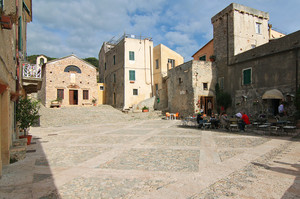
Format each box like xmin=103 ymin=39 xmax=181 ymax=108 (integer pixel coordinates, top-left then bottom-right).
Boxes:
xmin=12 ymin=138 xmax=27 ymax=147
xmin=10 ymin=146 xmax=26 ymax=163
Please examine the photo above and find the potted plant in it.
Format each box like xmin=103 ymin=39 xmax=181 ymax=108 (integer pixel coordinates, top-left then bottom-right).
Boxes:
xmin=50 ymin=97 xmax=62 ymax=108
xmin=209 ymin=55 xmax=216 ymax=62
xmin=92 ymin=97 xmax=97 ymax=106
xmin=142 ymin=106 xmax=149 ymax=112
xmin=16 ymin=97 xmax=40 ymax=145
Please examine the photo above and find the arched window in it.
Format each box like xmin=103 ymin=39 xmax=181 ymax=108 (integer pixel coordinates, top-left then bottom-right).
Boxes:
xmin=64 ymin=65 xmax=81 ymax=73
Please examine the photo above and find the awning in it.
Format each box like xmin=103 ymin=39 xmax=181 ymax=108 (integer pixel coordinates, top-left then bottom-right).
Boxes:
xmin=262 ymin=89 xmax=284 ymax=99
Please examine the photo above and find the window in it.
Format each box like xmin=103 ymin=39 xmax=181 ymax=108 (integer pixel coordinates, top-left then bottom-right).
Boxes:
xmin=156 ymin=59 xmax=159 ymax=69
xmin=83 ymin=90 xmax=89 ymax=100
xmin=218 ymin=77 xmax=224 ymax=90
xmin=199 ymin=55 xmax=206 ymax=61
xmin=243 ymin=68 xmax=252 ymax=85
xmin=133 ymin=89 xmax=138 ymax=95
xmin=104 ymin=62 xmax=106 ymax=70
xmin=168 ymin=59 xmax=175 ymax=68
xmin=0 ymin=0 xmax=3 ymax=9
xmin=155 ymin=84 xmax=158 ymax=92
xmin=129 ymin=51 xmax=135 ymax=60
xmin=99 ymin=86 xmax=104 ymax=91
xmin=64 ymin=65 xmax=81 ymax=73
xmin=179 ymin=78 xmax=183 ymax=84
xmin=203 ymin=83 xmax=208 ymax=90
xmin=18 ymin=17 xmax=22 ymax=51
xmin=113 ymin=73 xmax=116 ymax=83
xmin=113 ymin=55 xmax=116 ymax=65
xmin=255 ymin=22 xmax=261 ymax=34
xmin=129 ymin=70 xmax=135 ymax=81
xmin=57 ymin=89 xmax=64 ymax=99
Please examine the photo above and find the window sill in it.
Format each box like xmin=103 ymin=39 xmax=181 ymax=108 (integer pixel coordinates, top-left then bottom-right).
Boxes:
xmin=130 ymin=81 xmax=135 ymax=83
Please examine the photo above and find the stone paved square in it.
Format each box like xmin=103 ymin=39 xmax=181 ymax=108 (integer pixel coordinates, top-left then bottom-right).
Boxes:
xmin=99 ymin=148 xmax=200 ymax=172
xmin=144 ymin=136 xmax=202 ymax=146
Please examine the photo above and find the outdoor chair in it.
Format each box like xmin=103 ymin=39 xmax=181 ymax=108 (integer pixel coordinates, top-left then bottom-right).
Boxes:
xmin=229 ymin=118 xmax=239 ymax=132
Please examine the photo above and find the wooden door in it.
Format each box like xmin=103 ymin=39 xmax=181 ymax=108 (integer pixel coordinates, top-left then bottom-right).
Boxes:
xmin=69 ymin=90 xmax=74 ymax=105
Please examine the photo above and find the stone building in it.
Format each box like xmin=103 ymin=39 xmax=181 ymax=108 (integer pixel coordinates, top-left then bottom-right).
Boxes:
xmin=0 ymin=0 xmax=33 ymax=176
xmin=153 ymin=44 xmax=184 ymax=110
xmin=38 ymin=55 xmax=98 ymax=108
xmin=212 ymin=3 xmax=300 ymax=116
xmin=98 ymin=34 xmax=154 ymax=110
xmin=167 ymin=60 xmax=217 ymax=117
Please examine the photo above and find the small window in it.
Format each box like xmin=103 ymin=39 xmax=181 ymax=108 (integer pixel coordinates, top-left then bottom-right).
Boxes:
xmin=199 ymin=55 xmax=206 ymax=61
xmin=129 ymin=51 xmax=135 ymax=61
xmin=83 ymin=90 xmax=89 ymax=100
xmin=99 ymin=86 xmax=104 ymax=91
xmin=168 ymin=59 xmax=175 ymax=68
xmin=155 ymin=84 xmax=158 ymax=92
xmin=203 ymin=83 xmax=208 ymax=90
xmin=129 ymin=70 xmax=135 ymax=81
xmin=243 ymin=68 xmax=252 ymax=85
xmin=255 ymin=22 xmax=261 ymax=34
xmin=57 ymin=89 xmax=64 ymax=99
xmin=113 ymin=73 xmax=116 ymax=83
xmin=179 ymin=78 xmax=183 ymax=84
xmin=113 ymin=55 xmax=116 ymax=65
xmin=133 ymin=89 xmax=138 ymax=95
xmin=156 ymin=59 xmax=159 ymax=69
xmin=0 ymin=0 xmax=3 ymax=9
xmin=104 ymin=62 xmax=106 ymax=70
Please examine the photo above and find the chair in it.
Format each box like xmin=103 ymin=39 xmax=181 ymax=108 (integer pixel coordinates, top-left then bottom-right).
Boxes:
xmin=166 ymin=112 xmax=170 ymax=120
xmin=203 ymin=116 xmax=211 ymax=129
xmin=229 ymin=118 xmax=239 ymax=132
xmin=175 ymin=112 xmax=179 ymax=120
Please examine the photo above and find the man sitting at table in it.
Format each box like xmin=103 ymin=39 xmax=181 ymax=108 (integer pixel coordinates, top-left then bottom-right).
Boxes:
xmin=238 ymin=111 xmax=250 ymax=131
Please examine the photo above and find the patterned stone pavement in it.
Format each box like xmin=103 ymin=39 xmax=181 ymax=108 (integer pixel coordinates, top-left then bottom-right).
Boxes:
xmin=0 ymin=118 xmax=299 ymax=199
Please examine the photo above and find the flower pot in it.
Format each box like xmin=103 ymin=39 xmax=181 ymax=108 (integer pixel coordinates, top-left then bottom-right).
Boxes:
xmin=19 ymin=135 xmax=33 ymax=145
xmin=142 ymin=109 xmax=149 ymax=112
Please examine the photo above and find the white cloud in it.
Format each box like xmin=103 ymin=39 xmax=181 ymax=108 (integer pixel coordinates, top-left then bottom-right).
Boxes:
xmin=27 ymin=0 xmax=300 ymax=59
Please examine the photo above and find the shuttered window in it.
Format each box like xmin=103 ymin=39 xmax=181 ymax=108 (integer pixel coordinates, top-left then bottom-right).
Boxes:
xmin=129 ymin=70 xmax=135 ymax=81
xmin=129 ymin=51 xmax=135 ymax=60
xmin=83 ymin=90 xmax=89 ymax=100
xmin=0 ymin=0 xmax=3 ymax=9
xmin=18 ymin=17 xmax=22 ymax=51
xmin=57 ymin=89 xmax=64 ymax=100
xmin=243 ymin=68 xmax=252 ymax=85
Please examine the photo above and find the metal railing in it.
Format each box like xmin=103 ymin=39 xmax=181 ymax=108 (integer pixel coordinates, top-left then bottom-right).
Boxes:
xmin=22 ymin=63 xmax=42 ymax=79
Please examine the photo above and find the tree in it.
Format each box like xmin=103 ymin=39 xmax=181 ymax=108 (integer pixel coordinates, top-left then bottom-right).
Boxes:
xmin=16 ymin=97 xmax=40 ymax=136
xmin=83 ymin=57 xmax=99 ymax=70
xmin=215 ymin=83 xmax=232 ymax=112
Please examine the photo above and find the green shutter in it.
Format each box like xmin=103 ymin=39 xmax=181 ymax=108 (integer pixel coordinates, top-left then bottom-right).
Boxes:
xmin=18 ymin=16 xmax=22 ymax=51
xmin=129 ymin=70 xmax=135 ymax=81
xmin=243 ymin=69 xmax=251 ymax=85
xmin=129 ymin=51 xmax=134 ymax=60
xmin=0 ymin=0 xmax=3 ymax=9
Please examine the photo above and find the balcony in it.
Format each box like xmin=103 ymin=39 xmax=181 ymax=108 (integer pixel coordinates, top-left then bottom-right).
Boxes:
xmin=22 ymin=63 xmax=43 ymax=94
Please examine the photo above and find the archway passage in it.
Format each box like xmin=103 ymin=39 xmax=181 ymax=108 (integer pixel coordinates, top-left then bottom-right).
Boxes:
xmin=69 ymin=90 xmax=78 ymax=105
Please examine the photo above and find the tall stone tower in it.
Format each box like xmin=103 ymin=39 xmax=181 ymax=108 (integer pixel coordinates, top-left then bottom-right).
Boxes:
xmin=211 ymin=3 xmax=269 ymax=90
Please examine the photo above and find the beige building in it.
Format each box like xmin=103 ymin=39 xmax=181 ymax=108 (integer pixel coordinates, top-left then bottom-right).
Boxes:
xmin=0 ymin=0 xmax=33 ymax=176
xmin=38 ymin=55 xmax=98 ymax=107
xmin=97 ymin=83 xmax=105 ymax=105
xmin=153 ymin=44 xmax=184 ymax=110
xmin=99 ymin=34 xmax=154 ymax=110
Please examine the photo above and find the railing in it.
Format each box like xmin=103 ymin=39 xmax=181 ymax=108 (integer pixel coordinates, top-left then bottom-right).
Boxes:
xmin=22 ymin=63 xmax=42 ymax=79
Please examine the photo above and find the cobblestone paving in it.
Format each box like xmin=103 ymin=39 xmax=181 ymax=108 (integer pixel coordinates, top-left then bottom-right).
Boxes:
xmin=0 ymin=106 xmax=299 ymax=199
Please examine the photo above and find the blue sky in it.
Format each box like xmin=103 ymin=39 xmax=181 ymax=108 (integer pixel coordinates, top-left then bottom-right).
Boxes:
xmin=27 ymin=0 xmax=300 ymax=61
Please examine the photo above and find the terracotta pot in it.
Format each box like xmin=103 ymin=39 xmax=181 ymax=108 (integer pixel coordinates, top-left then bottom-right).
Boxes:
xmin=19 ymin=135 xmax=33 ymax=145
xmin=142 ymin=109 xmax=149 ymax=112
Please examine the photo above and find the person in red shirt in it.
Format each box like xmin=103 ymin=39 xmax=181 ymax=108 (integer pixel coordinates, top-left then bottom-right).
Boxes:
xmin=239 ymin=111 xmax=250 ymax=131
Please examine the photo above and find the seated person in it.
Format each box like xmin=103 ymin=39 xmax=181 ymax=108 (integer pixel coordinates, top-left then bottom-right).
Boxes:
xmin=210 ymin=112 xmax=219 ymax=129
xmin=239 ymin=111 xmax=250 ymax=131
xmin=220 ymin=112 xmax=229 ymax=129
xmin=197 ymin=111 xmax=204 ymax=128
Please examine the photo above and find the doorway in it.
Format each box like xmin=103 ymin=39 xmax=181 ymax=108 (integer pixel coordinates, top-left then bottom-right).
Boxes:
xmin=69 ymin=90 xmax=78 ymax=105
